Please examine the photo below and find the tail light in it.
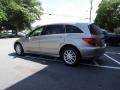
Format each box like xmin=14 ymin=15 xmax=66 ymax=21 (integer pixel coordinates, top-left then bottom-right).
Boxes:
xmin=82 ymin=38 xmax=97 ymax=46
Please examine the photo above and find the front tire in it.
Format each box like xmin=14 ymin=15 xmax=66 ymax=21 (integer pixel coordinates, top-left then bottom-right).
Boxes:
xmin=61 ymin=47 xmax=80 ymax=66
xmin=14 ymin=43 xmax=24 ymax=56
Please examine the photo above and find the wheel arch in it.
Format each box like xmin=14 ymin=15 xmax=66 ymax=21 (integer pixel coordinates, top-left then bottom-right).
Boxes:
xmin=14 ymin=42 xmax=23 ymax=50
xmin=59 ymin=44 xmax=82 ymax=58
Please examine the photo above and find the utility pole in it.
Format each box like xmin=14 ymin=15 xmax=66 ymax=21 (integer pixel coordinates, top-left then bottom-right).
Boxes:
xmin=90 ymin=0 xmax=93 ymax=23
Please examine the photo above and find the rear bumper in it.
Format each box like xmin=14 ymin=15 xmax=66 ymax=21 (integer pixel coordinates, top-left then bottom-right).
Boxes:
xmin=80 ymin=45 xmax=106 ymax=59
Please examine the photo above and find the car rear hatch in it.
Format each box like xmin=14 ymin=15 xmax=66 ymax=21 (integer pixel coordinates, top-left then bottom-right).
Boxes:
xmin=88 ymin=23 xmax=105 ymax=47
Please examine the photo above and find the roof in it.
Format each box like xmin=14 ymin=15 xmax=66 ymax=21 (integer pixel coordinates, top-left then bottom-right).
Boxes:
xmin=36 ymin=22 xmax=91 ymax=27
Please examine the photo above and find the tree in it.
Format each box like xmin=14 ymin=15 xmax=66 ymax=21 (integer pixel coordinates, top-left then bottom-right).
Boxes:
xmin=0 ymin=0 xmax=7 ymax=24
xmin=0 ymin=0 xmax=43 ymax=34
xmin=95 ymin=0 xmax=120 ymax=32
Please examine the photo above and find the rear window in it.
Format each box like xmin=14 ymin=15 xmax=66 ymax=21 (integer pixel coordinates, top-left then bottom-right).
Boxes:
xmin=89 ymin=24 xmax=102 ymax=35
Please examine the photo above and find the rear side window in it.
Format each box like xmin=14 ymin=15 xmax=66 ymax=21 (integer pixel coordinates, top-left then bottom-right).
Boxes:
xmin=65 ymin=25 xmax=83 ymax=33
xmin=89 ymin=24 xmax=102 ymax=35
xmin=41 ymin=25 xmax=65 ymax=35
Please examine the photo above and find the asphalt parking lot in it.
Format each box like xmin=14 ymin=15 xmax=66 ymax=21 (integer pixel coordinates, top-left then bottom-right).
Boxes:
xmin=0 ymin=38 xmax=120 ymax=90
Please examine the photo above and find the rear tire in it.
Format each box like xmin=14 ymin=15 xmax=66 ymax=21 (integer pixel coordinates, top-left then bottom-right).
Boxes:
xmin=14 ymin=43 xmax=24 ymax=56
xmin=61 ymin=47 xmax=81 ymax=66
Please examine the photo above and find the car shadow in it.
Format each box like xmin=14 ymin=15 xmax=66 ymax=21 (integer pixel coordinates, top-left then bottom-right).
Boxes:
xmin=8 ymin=53 xmax=62 ymax=65
xmin=8 ymin=52 xmax=98 ymax=66
xmin=6 ymin=53 xmax=103 ymax=90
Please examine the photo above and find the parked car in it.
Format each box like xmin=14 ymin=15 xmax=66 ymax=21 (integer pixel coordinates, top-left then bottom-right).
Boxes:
xmin=102 ymin=30 xmax=120 ymax=46
xmin=0 ymin=30 xmax=15 ymax=38
xmin=0 ymin=31 xmax=27 ymax=38
xmin=17 ymin=32 xmax=26 ymax=37
xmin=14 ymin=22 xmax=106 ymax=66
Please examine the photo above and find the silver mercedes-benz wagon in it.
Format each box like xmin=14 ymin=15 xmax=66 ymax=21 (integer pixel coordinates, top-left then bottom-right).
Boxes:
xmin=14 ymin=22 xmax=106 ymax=66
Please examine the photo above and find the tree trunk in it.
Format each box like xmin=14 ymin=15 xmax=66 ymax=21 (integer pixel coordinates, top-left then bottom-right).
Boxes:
xmin=15 ymin=29 xmax=18 ymax=36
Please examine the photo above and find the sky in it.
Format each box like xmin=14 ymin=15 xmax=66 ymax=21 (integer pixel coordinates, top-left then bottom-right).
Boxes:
xmin=32 ymin=0 xmax=102 ymax=27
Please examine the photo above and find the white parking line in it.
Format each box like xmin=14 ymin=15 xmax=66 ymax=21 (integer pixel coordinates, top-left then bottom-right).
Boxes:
xmin=80 ymin=63 xmax=120 ymax=70
xmin=93 ymin=60 xmax=99 ymax=66
xmin=104 ymin=54 xmax=120 ymax=65
xmin=106 ymin=52 xmax=120 ymax=55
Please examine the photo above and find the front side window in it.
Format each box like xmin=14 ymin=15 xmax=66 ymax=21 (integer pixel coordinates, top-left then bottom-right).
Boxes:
xmin=29 ymin=27 xmax=44 ymax=37
xmin=41 ymin=25 xmax=65 ymax=35
xmin=65 ymin=25 xmax=83 ymax=33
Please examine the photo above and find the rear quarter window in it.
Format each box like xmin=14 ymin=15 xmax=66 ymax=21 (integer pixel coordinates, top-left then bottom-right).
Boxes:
xmin=65 ymin=25 xmax=83 ymax=33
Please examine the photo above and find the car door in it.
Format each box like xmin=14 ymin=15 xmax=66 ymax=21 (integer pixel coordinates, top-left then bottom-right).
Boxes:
xmin=39 ymin=24 xmax=65 ymax=55
xmin=23 ymin=26 xmax=44 ymax=53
